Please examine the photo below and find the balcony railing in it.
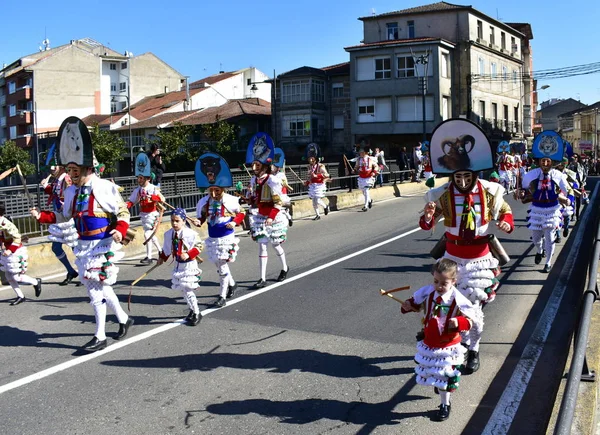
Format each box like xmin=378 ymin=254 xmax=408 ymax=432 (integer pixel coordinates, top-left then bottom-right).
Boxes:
xmin=476 ymin=117 xmax=520 ymax=135
xmin=13 ymin=86 xmax=31 ymax=101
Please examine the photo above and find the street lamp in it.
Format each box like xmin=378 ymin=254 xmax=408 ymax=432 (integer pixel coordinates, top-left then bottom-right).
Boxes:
xmin=20 ymin=105 xmax=41 ymax=206
xmin=413 ymin=50 xmax=430 ymax=143
xmin=111 ymin=91 xmax=133 ymax=174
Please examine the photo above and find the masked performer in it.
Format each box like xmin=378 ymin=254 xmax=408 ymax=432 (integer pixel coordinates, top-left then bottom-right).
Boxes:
xmin=193 ymin=152 xmax=245 ymax=308
xmin=31 ymin=117 xmax=133 ymax=352
xmin=420 ymin=119 xmax=514 ymax=374
xmin=271 ymin=147 xmax=293 ymax=226
xmin=496 ymin=142 xmax=514 ymax=191
xmin=304 ymin=143 xmax=330 ymax=220
xmin=245 ymin=133 xmax=289 ymax=288
xmin=353 ymin=146 xmax=379 ymax=211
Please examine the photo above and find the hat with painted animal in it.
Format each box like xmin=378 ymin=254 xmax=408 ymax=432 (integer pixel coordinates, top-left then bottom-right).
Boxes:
xmin=57 ymin=116 xmax=94 ymax=167
xmin=195 ymin=152 xmax=233 ymax=188
xmin=304 ymin=143 xmax=322 ymax=162
xmin=246 ymin=132 xmax=275 ymax=165
xmin=429 ymin=118 xmax=494 ymax=175
xmin=135 ymin=152 xmax=152 ymax=178
xmin=531 ymin=130 xmax=564 ymax=162
xmin=273 ymin=147 xmax=285 ymax=168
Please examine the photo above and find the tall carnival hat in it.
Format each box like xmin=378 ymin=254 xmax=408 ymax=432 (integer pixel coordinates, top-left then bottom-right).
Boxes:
xmin=304 ymin=142 xmax=322 ymax=162
xmin=273 ymin=147 xmax=285 ymax=168
xmin=564 ymin=140 xmax=574 ymax=159
xmin=135 ymin=151 xmax=152 ymax=177
xmin=195 ymin=152 xmax=233 ymax=188
xmin=57 ymin=116 xmax=94 ymax=167
xmin=429 ymin=118 xmax=494 ymax=175
xmin=420 ymin=141 xmax=430 ymax=153
xmin=41 ymin=143 xmax=58 ymax=172
xmin=246 ymin=132 xmax=275 ymax=165
xmin=497 ymin=140 xmax=511 ymax=153
xmin=531 ymin=130 xmax=564 ymax=162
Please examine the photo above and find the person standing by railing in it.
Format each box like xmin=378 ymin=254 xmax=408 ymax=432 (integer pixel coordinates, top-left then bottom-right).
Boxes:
xmin=147 ymin=144 xmax=166 ymax=187
xmin=374 ymin=147 xmax=388 ymax=188
xmin=305 ymin=143 xmax=330 ymax=220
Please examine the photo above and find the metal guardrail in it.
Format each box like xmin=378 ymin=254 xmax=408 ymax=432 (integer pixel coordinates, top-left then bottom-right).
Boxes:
xmin=0 ymin=160 xmax=419 ymax=238
xmin=554 ymin=182 xmax=600 ymax=434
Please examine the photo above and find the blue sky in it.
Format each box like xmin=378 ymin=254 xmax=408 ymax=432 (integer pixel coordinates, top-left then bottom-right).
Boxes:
xmin=1 ymin=0 xmax=598 ymax=105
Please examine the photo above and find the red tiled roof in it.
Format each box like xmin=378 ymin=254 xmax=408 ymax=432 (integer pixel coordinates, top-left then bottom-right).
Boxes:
xmin=359 ymin=2 xmax=467 ymax=20
xmin=189 ymin=71 xmax=237 ymax=89
xmin=81 ymin=114 xmax=115 ymax=127
xmin=179 ymin=98 xmax=271 ymax=126
xmin=128 ymin=87 xmax=206 ymax=121
xmin=114 ymin=110 xmax=196 ymax=131
xmin=345 ymin=37 xmax=451 ymax=50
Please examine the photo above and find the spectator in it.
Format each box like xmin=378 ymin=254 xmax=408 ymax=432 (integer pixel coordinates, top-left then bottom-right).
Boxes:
xmin=147 ymin=144 xmax=166 ymax=187
xmin=374 ymin=147 xmax=388 ymax=187
xmin=568 ymin=154 xmax=587 ymax=219
xmin=412 ymin=144 xmax=423 ymax=182
xmin=396 ymin=146 xmax=410 ymax=182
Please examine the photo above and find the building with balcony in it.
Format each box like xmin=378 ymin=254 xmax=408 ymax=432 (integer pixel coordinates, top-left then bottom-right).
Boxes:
xmin=344 ymin=1 xmax=533 ymax=154
xmin=558 ymin=101 xmax=600 ymax=155
xmin=0 ymin=37 xmax=184 ymax=151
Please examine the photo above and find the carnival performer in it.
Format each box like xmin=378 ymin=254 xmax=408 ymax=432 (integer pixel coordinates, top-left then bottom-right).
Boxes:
xmin=401 ymin=258 xmax=479 ymax=421
xmin=1 ymin=202 xmax=42 ymax=305
xmin=567 ymin=153 xmax=587 ymax=219
xmin=245 ymin=133 xmax=290 ymax=289
xmin=422 ymin=150 xmax=433 ymax=181
xmin=554 ymin=157 xmax=578 ymax=242
xmin=518 ymin=131 xmax=572 ymax=273
xmin=512 ymin=151 xmax=522 ymax=191
xmin=36 ymin=148 xmax=79 ymax=285
xmin=271 ymin=147 xmax=293 ymax=227
xmin=420 ymin=119 xmax=514 ymax=374
xmin=158 ymin=208 xmax=202 ymax=325
xmin=127 ymin=152 xmax=164 ymax=264
xmin=496 ymin=142 xmax=514 ymax=192
xmin=31 ymin=116 xmax=133 ymax=352
xmin=304 ymin=143 xmax=330 ymax=220
xmin=192 ymin=152 xmax=245 ymax=308
xmin=353 ymin=146 xmax=379 ymax=211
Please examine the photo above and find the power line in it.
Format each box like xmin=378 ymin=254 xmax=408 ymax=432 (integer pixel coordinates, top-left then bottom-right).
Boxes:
xmin=472 ymin=60 xmax=600 ymax=83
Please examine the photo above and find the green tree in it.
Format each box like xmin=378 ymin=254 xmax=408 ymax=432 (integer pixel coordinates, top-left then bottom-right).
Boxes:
xmin=201 ymin=115 xmax=238 ymax=155
xmin=90 ymin=123 xmax=126 ymax=174
xmin=147 ymin=122 xmax=194 ymax=164
xmin=0 ymin=140 xmax=35 ymax=175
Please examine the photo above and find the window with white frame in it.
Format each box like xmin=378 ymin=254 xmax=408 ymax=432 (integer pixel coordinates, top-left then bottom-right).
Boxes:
xmin=375 ymin=57 xmax=391 ymax=79
xmin=312 ymin=80 xmax=325 ymax=102
xmin=358 ymin=98 xmax=391 ymax=123
xmin=8 ymin=104 xmax=16 ymax=117
xmin=397 ymin=55 xmax=415 ymax=78
xmin=9 ymin=126 xmax=16 ymax=139
xmin=8 ymin=82 xmax=16 ymax=94
xmin=502 ymin=66 xmax=508 ymax=81
xmin=121 ymin=62 xmax=128 ymax=70
xmin=396 ymin=96 xmax=434 ymax=121
xmin=111 ymin=102 xmax=117 ymax=113
xmin=110 ymin=63 xmax=117 ymax=70
xmin=442 ymin=97 xmax=450 ymax=120
xmin=120 ymin=82 xmax=127 ymax=92
xmin=477 ymin=20 xmax=483 ymax=39
xmin=501 ymin=32 xmax=506 ymax=50
xmin=332 ymin=83 xmax=344 ymax=98
xmin=478 ymin=57 xmax=485 ymax=76
xmin=333 ymin=114 xmax=344 ymax=129
xmin=490 ymin=26 xmax=495 ymax=45
xmin=480 ymin=100 xmax=486 ymax=119
xmin=441 ymin=53 xmax=450 ymax=78
xmin=111 ymin=82 xmax=117 ymax=92
xmin=120 ymin=102 xmax=127 ymax=110
xmin=282 ymin=80 xmax=310 ymax=103
xmin=386 ymin=22 xmax=399 ymax=40
xmin=491 ymin=62 xmax=497 ymax=78
xmin=358 ymin=98 xmax=375 ymax=116
xmin=282 ymin=114 xmax=311 ymax=137
xmin=511 ymin=36 xmax=517 ymax=52
xmin=407 ymin=20 xmax=415 ymax=38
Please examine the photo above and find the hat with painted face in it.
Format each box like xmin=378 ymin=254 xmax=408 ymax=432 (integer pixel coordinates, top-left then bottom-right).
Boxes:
xmin=429 ymin=118 xmax=494 ymax=175
xmin=497 ymin=141 xmax=510 ymax=153
xmin=58 ymin=116 xmax=94 ymax=167
xmin=273 ymin=147 xmax=285 ymax=168
xmin=304 ymin=143 xmax=321 ymax=162
xmin=532 ymin=130 xmax=564 ymax=161
xmin=246 ymin=132 xmax=274 ymax=165
xmin=420 ymin=141 xmax=430 ymax=153
xmin=195 ymin=152 xmax=233 ymax=188
xmin=135 ymin=152 xmax=152 ymax=177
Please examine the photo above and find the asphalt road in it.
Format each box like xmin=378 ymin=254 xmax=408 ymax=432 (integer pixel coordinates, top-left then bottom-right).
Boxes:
xmin=0 ymin=186 xmax=593 ymax=435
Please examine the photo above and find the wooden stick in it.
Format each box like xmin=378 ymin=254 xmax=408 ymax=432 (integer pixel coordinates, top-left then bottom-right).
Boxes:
xmin=379 ymin=289 xmax=405 ymax=304
xmin=132 ymin=263 xmax=161 ymax=287
xmin=241 ymin=164 xmax=253 ymax=178
xmin=380 ymin=286 xmax=410 ymax=295
xmin=161 ymin=201 xmax=198 ymax=226
xmin=287 ymin=167 xmax=305 ymax=184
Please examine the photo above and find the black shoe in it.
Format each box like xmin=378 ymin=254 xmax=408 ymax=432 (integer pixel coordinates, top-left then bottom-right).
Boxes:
xmin=312 ymin=215 xmax=321 ymax=221
xmin=542 ymin=250 xmax=546 ymax=258
xmin=534 ymin=253 xmax=543 ymax=265
xmin=434 ymin=387 xmax=440 ymax=395
xmin=10 ymin=297 xmax=26 ymax=306
xmin=361 ymin=207 xmax=368 ymax=212
xmin=543 ymin=264 xmax=551 ymax=273
xmin=115 ymin=318 xmax=134 ymax=340
xmin=226 ymin=283 xmax=238 ymax=299
xmin=214 ymin=297 xmax=226 ymax=308
xmin=465 ymin=350 xmax=480 ymax=374
xmin=140 ymin=257 xmax=152 ymax=265
xmin=555 ymin=235 xmax=561 ymax=244
xmin=188 ymin=312 xmax=202 ymax=326
xmin=368 ymin=200 xmax=373 ymax=209
xmin=288 ymin=218 xmax=293 ymax=227
xmin=436 ymin=404 xmax=451 ymax=421
xmin=277 ymin=268 xmax=289 ymax=282
xmin=563 ymin=226 xmax=570 ymax=237
xmin=185 ymin=310 xmax=194 ymax=322
xmin=324 ymin=206 xmax=330 ymax=216
xmin=253 ymin=279 xmax=266 ymax=289
xmin=82 ymin=336 xmax=108 ymax=352
xmin=60 ymin=272 xmax=79 ymax=286
xmin=34 ymin=278 xmax=42 ymax=298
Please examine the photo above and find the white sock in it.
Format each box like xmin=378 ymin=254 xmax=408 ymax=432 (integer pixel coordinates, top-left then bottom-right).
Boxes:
xmin=93 ymin=302 xmax=107 ymax=341
xmin=183 ymin=289 xmax=199 ymax=314
xmin=104 ymin=286 xmax=129 ymax=324
xmin=273 ymin=244 xmax=288 ymax=271
xmin=440 ymin=391 xmax=451 ymax=406
xmin=152 ymin=236 xmax=161 ymax=255
xmin=259 ymin=243 xmax=268 ymax=280
xmin=144 ymin=230 xmax=153 ymax=258
xmin=19 ymin=275 xmax=37 ymax=286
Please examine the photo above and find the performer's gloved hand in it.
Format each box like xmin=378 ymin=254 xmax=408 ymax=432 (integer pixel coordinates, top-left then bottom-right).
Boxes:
xmin=110 ymin=229 xmax=123 ymax=243
xmin=265 ymin=218 xmax=273 ymax=226
xmin=496 ymin=221 xmax=511 ymax=233
xmin=423 ymin=202 xmax=436 ymax=221
xmin=180 ymin=252 xmax=189 ymax=261
xmin=30 ymin=207 xmax=40 ymax=220
xmin=191 ymin=218 xmax=201 ymax=227
xmin=401 ymin=300 xmax=416 ymax=312
xmin=126 ymin=201 xmax=133 ymax=209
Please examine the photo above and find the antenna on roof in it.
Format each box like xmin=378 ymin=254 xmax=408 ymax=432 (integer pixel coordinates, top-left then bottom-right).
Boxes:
xmin=371 ymin=7 xmax=376 ymax=16
xmin=39 ymin=38 xmax=50 ymax=52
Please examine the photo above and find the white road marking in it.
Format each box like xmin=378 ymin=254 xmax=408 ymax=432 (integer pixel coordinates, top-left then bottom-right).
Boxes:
xmin=482 ymin=182 xmax=599 ymax=434
xmin=0 ymin=223 xmax=424 ymax=395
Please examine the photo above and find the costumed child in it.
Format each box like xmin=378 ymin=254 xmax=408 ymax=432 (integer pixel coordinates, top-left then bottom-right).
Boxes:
xmin=36 ymin=145 xmax=79 ymax=285
xmin=245 ymin=132 xmax=290 ymax=288
xmin=517 ymin=131 xmax=572 ymax=273
xmin=304 ymin=143 xmax=330 ymax=220
xmin=496 ymin=141 xmax=514 ymax=191
xmin=420 ymin=119 xmax=514 ymax=374
xmin=127 ymin=151 xmax=164 ymax=264
xmin=0 ymin=202 xmax=42 ymax=305
xmin=353 ymin=145 xmax=379 ymax=211
xmin=192 ymin=152 xmax=245 ymax=308
xmin=158 ymin=208 xmax=203 ymax=326
xmin=401 ymin=258 xmax=479 ymax=421
xmin=271 ymin=147 xmax=293 ymax=227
